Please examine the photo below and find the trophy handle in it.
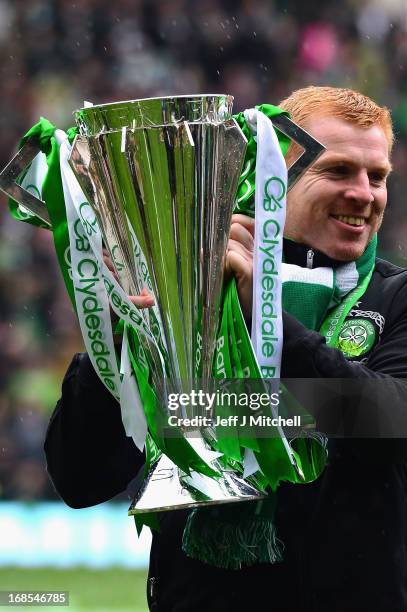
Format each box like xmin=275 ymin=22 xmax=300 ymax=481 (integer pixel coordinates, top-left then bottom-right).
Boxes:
xmin=272 ymin=114 xmax=325 ymax=190
xmin=0 ymin=136 xmax=51 ymax=227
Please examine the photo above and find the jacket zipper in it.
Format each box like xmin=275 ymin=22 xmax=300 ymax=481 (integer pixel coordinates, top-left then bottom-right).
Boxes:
xmin=307 ymin=248 xmax=314 ymax=269
xmin=148 ymin=577 xmax=157 ymax=609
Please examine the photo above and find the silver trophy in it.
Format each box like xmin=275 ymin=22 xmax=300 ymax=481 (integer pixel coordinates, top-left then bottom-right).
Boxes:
xmin=69 ymin=95 xmax=264 ymax=514
xmin=0 ymin=95 xmax=325 ymax=515
xmin=70 ymin=95 xmax=245 ymax=391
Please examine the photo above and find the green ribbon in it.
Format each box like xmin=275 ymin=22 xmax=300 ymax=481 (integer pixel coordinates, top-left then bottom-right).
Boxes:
xmin=9 ymin=118 xmax=78 ymax=307
xmin=234 ymin=104 xmax=290 ymax=217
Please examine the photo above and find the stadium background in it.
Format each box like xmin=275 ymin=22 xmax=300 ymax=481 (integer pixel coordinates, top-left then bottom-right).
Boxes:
xmin=0 ymin=0 xmax=406 ymax=609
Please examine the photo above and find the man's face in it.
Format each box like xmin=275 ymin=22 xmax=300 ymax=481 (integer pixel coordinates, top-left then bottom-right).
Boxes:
xmin=284 ymin=116 xmax=391 ymax=261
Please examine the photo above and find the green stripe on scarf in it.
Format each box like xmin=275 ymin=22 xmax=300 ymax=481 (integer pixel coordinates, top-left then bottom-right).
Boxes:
xmin=282 ymin=236 xmax=377 ymax=331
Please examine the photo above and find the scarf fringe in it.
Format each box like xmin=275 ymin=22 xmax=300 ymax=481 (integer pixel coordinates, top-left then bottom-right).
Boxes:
xmin=182 ymin=506 xmax=284 ymax=570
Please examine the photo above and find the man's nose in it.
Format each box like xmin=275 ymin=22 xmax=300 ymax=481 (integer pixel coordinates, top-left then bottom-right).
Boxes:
xmin=343 ymin=172 xmax=374 ymax=206
xmin=344 ymin=172 xmax=374 ymax=206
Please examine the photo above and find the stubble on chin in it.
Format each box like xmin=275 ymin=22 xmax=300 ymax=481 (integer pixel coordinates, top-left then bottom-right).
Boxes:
xmin=327 ymin=241 xmax=368 ymax=262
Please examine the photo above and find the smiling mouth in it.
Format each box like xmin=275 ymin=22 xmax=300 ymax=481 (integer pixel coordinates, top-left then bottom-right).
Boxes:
xmin=331 ymin=214 xmax=366 ymax=227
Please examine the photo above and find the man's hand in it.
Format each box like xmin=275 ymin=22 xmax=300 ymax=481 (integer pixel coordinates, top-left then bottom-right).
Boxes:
xmin=103 ymin=248 xmax=155 ymax=309
xmin=103 ymin=249 xmax=154 ymax=343
xmin=224 ymin=214 xmax=254 ymax=320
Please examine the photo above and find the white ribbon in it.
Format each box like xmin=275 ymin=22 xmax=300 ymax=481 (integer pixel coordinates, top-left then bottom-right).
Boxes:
xmin=242 ymin=109 xmax=295 ymax=474
xmin=120 ymin=326 xmax=148 ymax=450
xmin=58 ymin=135 xmax=150 ymax=451
xmin=244 ymin=109 xmax=287 ymax=379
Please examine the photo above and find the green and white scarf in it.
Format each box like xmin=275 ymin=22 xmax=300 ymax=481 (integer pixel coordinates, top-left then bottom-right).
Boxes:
xmin=8 ymin=108 xmax=376 ymax=569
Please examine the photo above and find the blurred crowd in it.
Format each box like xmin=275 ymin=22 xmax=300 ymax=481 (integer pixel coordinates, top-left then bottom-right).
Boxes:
xmin=0 ymin=0 xmax=407 ymax=501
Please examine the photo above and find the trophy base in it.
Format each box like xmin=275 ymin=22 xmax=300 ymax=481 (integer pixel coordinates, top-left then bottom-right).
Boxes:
xmin=128 ymin=455 xmax=266 ymax=515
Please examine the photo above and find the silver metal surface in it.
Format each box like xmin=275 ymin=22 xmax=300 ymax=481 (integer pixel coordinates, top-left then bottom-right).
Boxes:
xmin=0 ymin=136 xmax=51 ymax=227
xmin=128 ymin=454 xmax=266 ymax=515
xmin=74 ymin=94 xmax=232 ymax=135
xmin=272 ymin=114 xmax=325 ymax=189
xmin=70 ymin=95 xmax=257 ymax=512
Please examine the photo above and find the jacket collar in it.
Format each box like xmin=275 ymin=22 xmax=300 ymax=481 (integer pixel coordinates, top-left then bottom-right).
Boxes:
xmin=283 ymin=238 xmax=344 ymax=269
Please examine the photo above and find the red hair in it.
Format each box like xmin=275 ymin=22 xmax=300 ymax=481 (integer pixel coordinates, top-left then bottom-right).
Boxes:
xmin=278 ymin=86 xmax=394 ymax=160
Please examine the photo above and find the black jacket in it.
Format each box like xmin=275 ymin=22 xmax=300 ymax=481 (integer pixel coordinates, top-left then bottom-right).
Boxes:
xmin=44 ymin=243 xmax=407 ymax=612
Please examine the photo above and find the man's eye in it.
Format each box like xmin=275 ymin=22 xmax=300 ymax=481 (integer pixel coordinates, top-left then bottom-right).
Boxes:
xmin=327 ymin=166 xmax=348 ymax=176
xmin=369 ymin=173 xmax=386 ymax=186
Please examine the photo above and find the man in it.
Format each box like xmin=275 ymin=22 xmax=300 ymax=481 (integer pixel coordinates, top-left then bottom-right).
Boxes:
xmin=45 ymin=87 xmax=407 ymax=611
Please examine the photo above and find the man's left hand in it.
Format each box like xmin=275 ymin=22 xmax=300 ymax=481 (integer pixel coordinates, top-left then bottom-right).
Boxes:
xmin=224 ymin=214 xmax=255 ymax=320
